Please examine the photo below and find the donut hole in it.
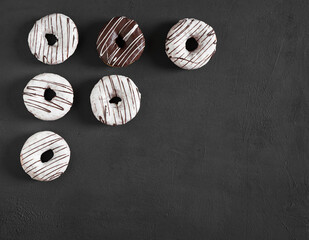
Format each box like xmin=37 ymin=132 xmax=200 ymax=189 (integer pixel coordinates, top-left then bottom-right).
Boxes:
xmin=115 ymin=35 xmax=125 ymax=48
xmin=45 ymin=33 xmax=58 ymax=46
xmin=41 ymin=149 xmax=54 ymax=163
xmin=109 ymin=96 xmax=122 ymax=105
xmin=44 ymin=88 xmax=56 ymax=101
xmin=186 ymin=37 xmax=198 ymax=51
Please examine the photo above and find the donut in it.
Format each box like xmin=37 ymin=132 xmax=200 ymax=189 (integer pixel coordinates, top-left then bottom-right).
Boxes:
xmin=165 ymin=18 xmax=217 ymax=70
xmin=96 ymin=16 xmax=145 ymax=67
xmin=23 ymin=73 xmax=74 ymax=121
xmin=90 ymin=75 xmax=141 ymax=125
xmin=20 ymin=131 xmax=70 ymax=181
xmin=28 ymin=13 xmax=79 ymax=65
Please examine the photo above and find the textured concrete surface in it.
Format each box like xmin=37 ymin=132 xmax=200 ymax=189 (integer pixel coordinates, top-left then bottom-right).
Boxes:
xmin=0 ymin=0 xmax=308 ymax=239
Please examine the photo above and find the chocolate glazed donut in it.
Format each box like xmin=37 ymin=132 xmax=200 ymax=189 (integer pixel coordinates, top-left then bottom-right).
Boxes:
xmin=96 ymin=16 xmax=145 ymax=67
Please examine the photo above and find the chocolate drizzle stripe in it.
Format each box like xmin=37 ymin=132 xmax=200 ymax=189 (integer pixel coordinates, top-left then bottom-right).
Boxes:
xmin=22 ymin=133 xmax=56 ymax=150
xmin=26 ymin=86 xmax=72 ymax=95
xmin=24 ymin=101 xmax=51 ymax=113
xmin=25 ymin=98 xmax=64 ymax=111
xmin=30 ymin=154 xmax=68 ymax=175
xmin=92 ymin=75 xmax=140 ymax=125
xmin=108 ymin=76 xmax=123 ymax=123
xmin=21 ymin=137 xmax=63 ymax=160
xmin=20 ymin=132 xmax=70 ymax=181
xmin=126 ymin=78 xmax=136 ymax=110
xmin=52 ymin=145 xmax=67 ymax=154
xmin=42 ymin=19 xmax=46 ymax=63
xmin=67 ymin=18 xmax=70 ymax=59
xmin=165 ymin=18 xmax=217 ymax=69
xmin=167 ymin=20 xmax=187 ymax=39
xmin=24 ymin=74 xmax=74 ymax=119
xmin=27 ymin=154 xmax=67 ymax=175
xmin=40 ymin=164 xmax=68 ymax=181
xmin=182 ymin=35 xmax=216 ymax=68
xmin=45 ymin=172 xmax=63 ymax=181
xmin=98 ymin=83 xmax=106 ymax=122
xmin=31 ymin=78 xmax=73 ymax=92
xmin=60 ymin=16 xmax=64 ymax=62
xmin=117 ymin=75 xmax=129 ymax=122
xmin=181 ymin=28 xmax=214 ymax=60
xmin=56 ymin=14 xmax=58 ymax=61
xmin=32 ymin=162 xmax=68 ymax=179
xmin=21 ymin=137 xmax=61 ymax=161
xmin=101 ymin=80 xmax=111 ymax=119
xmin=28 ymin=14 xmax=78 ymax=64
xmin=172 ymin=26 xmax=205 ymax=56
xmin=167 ymin=21 xmax=201 ymax=49
xmin=23 ymin=159 xmax=41 ymax=172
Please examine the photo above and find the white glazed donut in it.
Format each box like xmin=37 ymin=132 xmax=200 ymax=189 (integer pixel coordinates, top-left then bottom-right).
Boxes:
xmin=90 ymin=75 xmax=141 ymax=126
xmin=23 ymin=73 xmax=74 ymax=121
xmin=165 ymin=18 xmax=217 ymax=70
xmin=28 ymin=13 xmax=79 ymax=64
xmin=20 ymin=131 xmax=70 ymax=181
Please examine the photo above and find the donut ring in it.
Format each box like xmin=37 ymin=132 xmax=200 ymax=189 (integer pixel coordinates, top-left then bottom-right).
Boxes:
xmin=20 ymin=131 xmax=70 ymax=181
xmin=23 ymin=73 xmax=74 ymax=121
xmin=28 ymin=13 xmax=79 ymax=65
xmin=90 ymin=75 xmax=141 ymax=125
xmin=96 ymin=16 xmax=145 ymax=67
xmin=165 ymin=18 xmax=217 ymax=70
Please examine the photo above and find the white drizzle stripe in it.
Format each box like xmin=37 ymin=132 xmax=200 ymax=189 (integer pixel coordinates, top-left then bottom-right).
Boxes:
xmin=112 ymin=34 xmax=144 ymax=66
xmin=90 ymin=75 xmax=141 ymax=126
xmin=99 ymin=20 xmax=133 ymax=57
xmin=96 ymin=16 xmax=145 ymax=67
xmin=20 ymin=131 xmax=70 ymax=181
xmin=28 ymin=13 xmax=78 ymax=65
xmin=123 ymin=24 xmax=138 ymax=41
xmin=97 ymin=17 xmax=125 ymax=54
xmin=165 ymin=18 xmax=217 ymax=70
xmin=96 ymin=17 xmax=122 ymax=45
xmin=120 ymin=42 xmax=145 ymax=67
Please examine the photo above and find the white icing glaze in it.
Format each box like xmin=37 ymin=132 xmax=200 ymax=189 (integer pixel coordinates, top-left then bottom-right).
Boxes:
xmin=90 ymin=75 xmax=141 ymax=125
xmin=165 ymin=18 xmax=217 ymax=70
xmin=23 ymin=73 xmax=74 ymax=121
xmin=20 ymin=131 xmax=70 ymax=181
xmin=28 ymin=13 xmax=78 ymax=65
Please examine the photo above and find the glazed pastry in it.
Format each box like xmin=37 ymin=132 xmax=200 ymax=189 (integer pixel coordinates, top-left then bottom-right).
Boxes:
xmin=23 ymin=73 xmax=74 ymax=121
xmin=90 ymin=75 xmax=141 ymax=125
xmin=28 ymin=13 xmax=78 ymax=64
xmin=165 ymin=18 xmax=217 ymax=70
xmin=96 ymin=16 xmax=145 ymax=67
xmin=20 ymin=131 xmax=70 ymax=181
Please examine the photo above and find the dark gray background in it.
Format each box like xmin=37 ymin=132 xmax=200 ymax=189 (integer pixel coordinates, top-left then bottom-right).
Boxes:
xmin=0 ymin=0 xmax=308 ymax=239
